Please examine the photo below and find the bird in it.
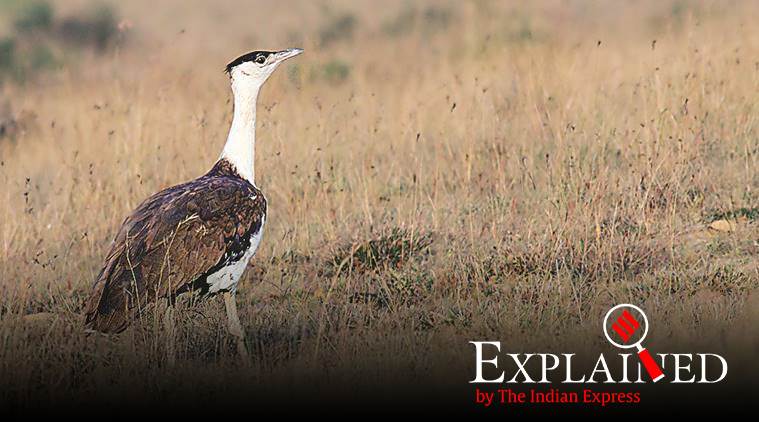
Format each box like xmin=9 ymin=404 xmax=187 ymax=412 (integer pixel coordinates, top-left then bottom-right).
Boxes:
xmin=83 ymin=48 xmax=303 ymax=360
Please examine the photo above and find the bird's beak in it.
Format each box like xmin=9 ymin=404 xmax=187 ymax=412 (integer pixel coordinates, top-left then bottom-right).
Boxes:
xmin=272 ymin=48 xmax=304 ymax=64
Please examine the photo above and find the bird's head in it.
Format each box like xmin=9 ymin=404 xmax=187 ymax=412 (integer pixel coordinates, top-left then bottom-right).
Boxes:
xmin=225 ymin=48 xmax=303 ymax=94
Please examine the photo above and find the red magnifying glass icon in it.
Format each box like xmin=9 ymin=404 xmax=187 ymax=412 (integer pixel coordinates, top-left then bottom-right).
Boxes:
xmin=603 ymin=304 xmax=664 ymax=382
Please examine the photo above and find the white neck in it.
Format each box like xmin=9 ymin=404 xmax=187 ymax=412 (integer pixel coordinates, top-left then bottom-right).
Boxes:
xmin=220 ymin=81 xmax=261 ymax=183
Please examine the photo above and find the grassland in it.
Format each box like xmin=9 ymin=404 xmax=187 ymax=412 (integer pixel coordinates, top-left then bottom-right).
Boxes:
xmin=0 ymin=0 xmax=757 ymax=412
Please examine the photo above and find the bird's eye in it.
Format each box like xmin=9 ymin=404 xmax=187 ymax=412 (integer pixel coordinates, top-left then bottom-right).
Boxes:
xmin=255 ymin=56 xmax=266 ymax=64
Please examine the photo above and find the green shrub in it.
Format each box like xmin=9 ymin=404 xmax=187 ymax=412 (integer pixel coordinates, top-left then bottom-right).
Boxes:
xmin=1 ymin=2 xmax=122 ymax=84
xmin=28 ymin=44 xmax=56 ymax=69
xmin=58 ymin=3 xmax=118 ymax=50
xmin=13 ymin=1 xmax=53 ymax=33
xmin=422 ymin=6 xmax=452 ymax=33
xmin=287 ymin=64 xmax=302 ymax=87
xmin=382 ymin=6 xmax=417 ymax=37
xmin=322 ymin=60 xmax=350 ymax=84
xmin=319 ymin=13 xmax=355 ymax=46
xmin=0 ymin=38 xmax=16 ymax=72
xmin=382 ymin=5 xmax=453 ymax=38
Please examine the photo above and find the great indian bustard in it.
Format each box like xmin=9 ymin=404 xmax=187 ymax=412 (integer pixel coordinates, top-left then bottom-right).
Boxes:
xmin=84 ymin=48 xmax=303 ymax=360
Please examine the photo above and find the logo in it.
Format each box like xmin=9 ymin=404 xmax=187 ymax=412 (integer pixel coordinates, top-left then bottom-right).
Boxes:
xmin=469 ymin=304 xmax=729 ymax=407
xmin=602 ymin=304 xmax=664 ymax=382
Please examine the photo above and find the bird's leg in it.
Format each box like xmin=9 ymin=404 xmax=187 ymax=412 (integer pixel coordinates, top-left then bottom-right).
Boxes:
xmin=223 ymin=291 xmax=249 ymax=361
xmin=163 ymin=299 xmax=176 ymax=366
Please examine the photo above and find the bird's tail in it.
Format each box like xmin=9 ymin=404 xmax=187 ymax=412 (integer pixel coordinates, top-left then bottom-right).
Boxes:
xmin=83 ymin=306 xmax=131 ymax=334
xmin=83 ymin=270 xmax=134 ymax=334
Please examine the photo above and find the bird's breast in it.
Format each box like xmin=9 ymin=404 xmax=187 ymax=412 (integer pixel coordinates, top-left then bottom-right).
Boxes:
xmin=204 ymin=215 xmax=265 ymax=295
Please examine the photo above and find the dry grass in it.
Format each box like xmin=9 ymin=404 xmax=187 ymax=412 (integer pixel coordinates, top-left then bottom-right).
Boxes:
xmin=0 ymin=0 xmax=757 ymax=412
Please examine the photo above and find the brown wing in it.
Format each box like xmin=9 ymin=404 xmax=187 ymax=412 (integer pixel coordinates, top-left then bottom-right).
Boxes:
xmin=84 ymin=171 xmax=266 ymax=333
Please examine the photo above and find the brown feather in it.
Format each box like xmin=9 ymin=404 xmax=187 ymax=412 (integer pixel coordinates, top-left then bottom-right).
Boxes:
xmin=84 ymin=159 xmax=266 ymax=333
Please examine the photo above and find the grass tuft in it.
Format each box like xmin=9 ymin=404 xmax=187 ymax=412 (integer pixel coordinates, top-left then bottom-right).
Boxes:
xmin=329 ymin=228 xmax=434 ymax=275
